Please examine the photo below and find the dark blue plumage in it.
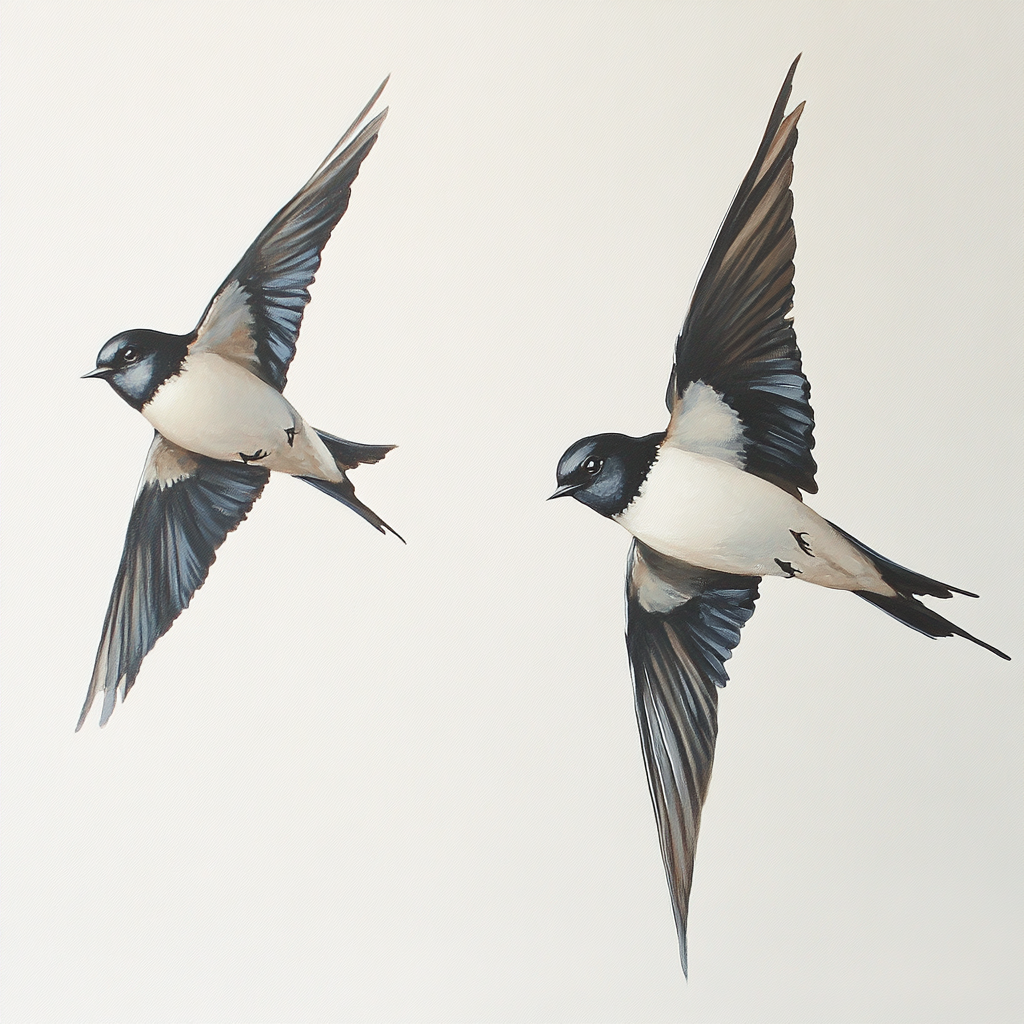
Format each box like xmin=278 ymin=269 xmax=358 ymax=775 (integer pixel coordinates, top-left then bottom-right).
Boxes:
xmin=79 ymin=438 xmax=268 ymax=728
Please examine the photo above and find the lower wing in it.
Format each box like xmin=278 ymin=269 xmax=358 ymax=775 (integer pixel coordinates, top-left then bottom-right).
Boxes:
xmin=626 ymin=540 xmax=760 ymax=975
xmin=78 ymin=434 xmax=269 ymax=728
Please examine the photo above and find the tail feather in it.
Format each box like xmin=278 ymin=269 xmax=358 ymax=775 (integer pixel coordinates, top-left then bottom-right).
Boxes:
xmin=829 ymin=520 xmax=1009 ymax=660
xmin=299 ymin=473 xmax=404 ymax=542
xmin=857 ymin=591 xmax=1010 ymax=660
xmin=827 ymin=520 xmax=976 ymax=599
xmin=302 ymin=430 xmax=403 ymax=540
xmin=316 ymin=429 xmax=395 ymax=469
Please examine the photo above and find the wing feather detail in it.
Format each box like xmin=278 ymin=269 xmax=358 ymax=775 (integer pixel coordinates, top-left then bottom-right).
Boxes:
xmin=191 ymin=81 xmax=389 ymax=390
xmin=626 ymin=540 xmax=760 ymax=975
xmin=78 ymin=435 xmax=269 ymax=729
xmin=666 ymin=57 xmax=816 ymax=497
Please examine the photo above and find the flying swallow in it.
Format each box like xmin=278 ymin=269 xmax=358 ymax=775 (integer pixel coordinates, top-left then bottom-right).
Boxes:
xmin=550 ymin=56 xmax=1010 ymax=975
xmin=80 ymin=79 xmax=399 ymax=729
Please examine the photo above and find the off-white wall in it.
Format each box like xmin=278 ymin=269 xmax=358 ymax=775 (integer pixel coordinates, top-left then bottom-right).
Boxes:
xmin=1 ymin=3 xmax=1021 ymax=1021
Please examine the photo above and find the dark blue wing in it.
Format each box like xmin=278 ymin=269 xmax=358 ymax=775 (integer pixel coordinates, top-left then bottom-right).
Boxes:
xmin=626 ymin=540 xmax=760 ymax=976
xmin=191 ymin=81 xmax=388 ymax=391
xmin=78 ymin=435 xmax=269 ymax=729
xmin=666 ymin=57 xmax=816 ymax=497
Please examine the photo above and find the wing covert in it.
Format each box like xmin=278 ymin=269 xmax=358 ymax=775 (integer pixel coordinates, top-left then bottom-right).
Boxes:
xmin=77 ymin=435 xmax=269 ymax=729
xmin=191 ymin=80 xmax=389 ymax=390
xmin=666 ymin=56 xmax=816 ymax=497
xmin=626 ymin=540 xmax=760 ymax=975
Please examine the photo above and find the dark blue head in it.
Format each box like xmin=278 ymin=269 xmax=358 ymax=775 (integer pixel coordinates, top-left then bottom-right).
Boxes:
xmin=84 ymin=329 xmax=191 ymax=410
xmin=550 ymin=431 xmax=663 ymax=518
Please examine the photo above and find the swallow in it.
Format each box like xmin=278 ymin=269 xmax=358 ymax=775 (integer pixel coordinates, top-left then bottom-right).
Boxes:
xmin=550 ymin=56 xmax=1010 ymax=976
xmin=79 ymin=79 xmax=399 ymax=730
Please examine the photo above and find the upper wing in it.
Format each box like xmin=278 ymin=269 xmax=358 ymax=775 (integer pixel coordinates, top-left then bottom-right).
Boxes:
xmin=626 ymin=540 xmax=760 ymax=976
xmin=665 ymin=56 xmax=816 ymax=497
xmin=78 ymin=434 xmax=269 ymax=729
xmin=190 ymin=80 xmax=389 ymax=391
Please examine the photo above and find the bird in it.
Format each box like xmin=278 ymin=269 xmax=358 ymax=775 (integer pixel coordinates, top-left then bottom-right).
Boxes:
xmin=79 ymin=79 xmax=399 ymax=730
xmin=549 ymin=56 xmax=1010 ymax=976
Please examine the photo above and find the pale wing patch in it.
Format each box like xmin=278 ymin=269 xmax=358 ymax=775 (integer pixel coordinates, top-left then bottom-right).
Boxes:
xmin=143 ymin=434 xmax=201 ymax=489
xmin=192 ymin=280 xmax=259 ymax=373
xmin=631 ymin=543 xmax=699 ymax=614
xmin=664 ymin=381 xmax=746 ymax=467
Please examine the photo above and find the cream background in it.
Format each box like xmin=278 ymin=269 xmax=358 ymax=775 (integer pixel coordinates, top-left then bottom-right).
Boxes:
xmin=1 ymin=3 xmax=1021 ymax=1021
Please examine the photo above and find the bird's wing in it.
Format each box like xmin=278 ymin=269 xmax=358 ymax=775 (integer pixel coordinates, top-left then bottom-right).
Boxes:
xmin=665 ymin=56 xmax=816 ymax=498
xmin=77 ymin=434 xmax=269 ymax=729
xmin=190 ymin=79 xmax=388 ymax=391
xmin=626 ymin=539 xmax=760 ymax=976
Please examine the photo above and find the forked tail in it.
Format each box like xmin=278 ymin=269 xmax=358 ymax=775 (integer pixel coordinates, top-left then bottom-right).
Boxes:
xmin=857 ymin=591 xmax=1009 ymax=659
xmin=316 ymin=429 xmax=395 ymax=468
xmin=300 ymin=430 xmax=404 ymax=542
xmin=828 ymin=521 xmax=1009 ymax=660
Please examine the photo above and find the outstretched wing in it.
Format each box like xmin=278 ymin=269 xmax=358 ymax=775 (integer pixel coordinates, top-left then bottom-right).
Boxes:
xmin=665 ymin=56 xmax=816 ymax=497
xmin=78 ymin=435 xmax=269 ymax=729
xmin=626 ymin=540 xmax=760 ymax=976
xmin=190 ymin=79 xmax=389 ymax=391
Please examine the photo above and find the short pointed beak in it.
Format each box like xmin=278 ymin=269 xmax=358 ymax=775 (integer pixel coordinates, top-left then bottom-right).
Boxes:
xmin=82 ymin=367 xmax=110 ymax=379
xmin=548 ymin=482 xmax=583 ymax=500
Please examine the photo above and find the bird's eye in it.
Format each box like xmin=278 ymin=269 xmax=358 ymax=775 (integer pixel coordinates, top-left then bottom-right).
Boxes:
xmin=121 ymin=346 xmax=138 ymax=364
xmin=583 ymin=457 xmax=604 ymax=475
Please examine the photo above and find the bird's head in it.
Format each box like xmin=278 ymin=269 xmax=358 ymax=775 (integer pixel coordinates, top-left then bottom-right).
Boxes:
xmin=549 ymin=431 xmax=663 ymax=518
xmin=84 ymin=329 xmax=189 ymax=410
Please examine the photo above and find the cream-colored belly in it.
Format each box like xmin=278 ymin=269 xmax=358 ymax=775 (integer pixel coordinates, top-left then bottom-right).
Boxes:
xmin=615 ymin=449 xmax=893 ymax=594
xmin=143 ymin=352 xmax=339 ymax=479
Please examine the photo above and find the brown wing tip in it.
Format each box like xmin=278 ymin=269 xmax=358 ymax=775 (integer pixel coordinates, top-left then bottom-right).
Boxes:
xmin=757 ymin=100 xmax=805 ymax=185
xmin=308 ymin=78 xmax=391 ymax=182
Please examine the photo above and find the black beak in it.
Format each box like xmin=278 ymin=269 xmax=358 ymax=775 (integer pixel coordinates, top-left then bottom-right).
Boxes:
xmin=82 ymin=367 xmax=111 ymax=379
xmin=548 ymin=482 xmax=583 ymax=500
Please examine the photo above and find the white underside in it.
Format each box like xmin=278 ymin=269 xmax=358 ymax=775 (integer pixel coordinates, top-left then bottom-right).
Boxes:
xmin=143 ymin=352 xmax=340 ymax=480
xmin=615 ymin=447 xmax=894 ymax=595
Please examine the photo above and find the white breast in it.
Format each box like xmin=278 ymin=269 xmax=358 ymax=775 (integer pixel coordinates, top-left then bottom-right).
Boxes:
xmin=615 ymin=448 xmax=890 ymax=593
xmin=143 ymin=352 xmax=337 ymax=479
